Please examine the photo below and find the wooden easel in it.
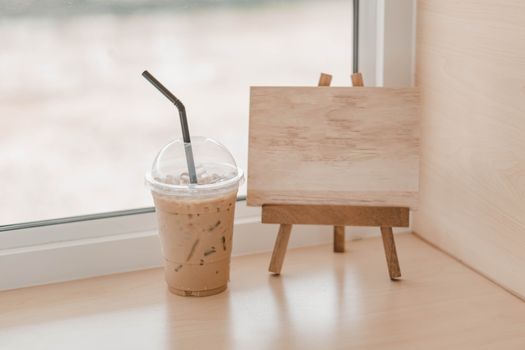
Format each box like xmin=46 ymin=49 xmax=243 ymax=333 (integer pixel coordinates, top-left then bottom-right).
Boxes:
xmin=266 ymin=72 xmax=405 ymax=280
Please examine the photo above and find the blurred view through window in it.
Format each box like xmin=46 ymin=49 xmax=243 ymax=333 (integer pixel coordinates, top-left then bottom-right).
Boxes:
xmin=0 ymin=0 xmax=351 ymax=225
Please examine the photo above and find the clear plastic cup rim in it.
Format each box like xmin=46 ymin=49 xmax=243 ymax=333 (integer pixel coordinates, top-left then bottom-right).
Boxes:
xmin=145 ymin=167 xmax=244 ymax=195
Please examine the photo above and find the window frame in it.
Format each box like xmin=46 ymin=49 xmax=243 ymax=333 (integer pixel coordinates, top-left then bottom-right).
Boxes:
xmin=0 ymin=0 xmax=416 ymax=291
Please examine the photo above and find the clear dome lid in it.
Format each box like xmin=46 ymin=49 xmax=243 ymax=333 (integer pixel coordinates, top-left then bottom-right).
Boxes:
xmin=146 ymin=136 xmax=244 ymax=196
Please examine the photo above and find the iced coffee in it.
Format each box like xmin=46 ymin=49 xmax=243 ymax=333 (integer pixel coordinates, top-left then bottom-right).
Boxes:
xmin=146 ymin=136 xmax=243 ymax=296
xmin=153 ymin=190 xmax=237 ymax=296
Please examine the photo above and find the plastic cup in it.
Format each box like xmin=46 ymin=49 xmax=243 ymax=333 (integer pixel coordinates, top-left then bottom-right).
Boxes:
xmin=146 ymin=136 xmax=244 ymax=297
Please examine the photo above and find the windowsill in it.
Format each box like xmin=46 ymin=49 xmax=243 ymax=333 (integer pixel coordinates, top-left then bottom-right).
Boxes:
xmin=2 ymin=200 xmax=397 ymax=291
xmin=1 ymin=233 xmax=524 ymax=349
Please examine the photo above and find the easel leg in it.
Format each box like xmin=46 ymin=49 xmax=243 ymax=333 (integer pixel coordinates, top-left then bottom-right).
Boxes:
xmin=333 ymin=226 xmax=345 ymax=252
xmin=351 ymin=72 xmax=364 ymax=86
xmin=317 ymin=73 xmax=347 ymax=255
xmin=269 ymin=224 xmax=293 ymax=275
xmin=380 ymin=227 xmax=401 ymax=280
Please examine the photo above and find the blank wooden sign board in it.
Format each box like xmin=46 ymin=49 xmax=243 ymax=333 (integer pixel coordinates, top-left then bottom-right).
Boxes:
xmin=247 ymin=85 xmax=420 ymax=279
xmin=248 ymin=87 xmax=419 ymax=208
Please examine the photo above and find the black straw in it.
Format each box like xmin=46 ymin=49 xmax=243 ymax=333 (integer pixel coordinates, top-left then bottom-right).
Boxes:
xmin=142 ymin=70 xmax=198 ymax=184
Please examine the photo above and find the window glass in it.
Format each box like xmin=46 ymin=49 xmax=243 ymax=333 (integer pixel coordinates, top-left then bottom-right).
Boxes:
xmin=0 ymin=0 xmax=351 ymax=225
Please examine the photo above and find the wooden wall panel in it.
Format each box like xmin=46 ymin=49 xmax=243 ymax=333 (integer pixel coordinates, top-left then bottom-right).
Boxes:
xmin=415 ymin=0 xmax=525 ymax=298
xmin=247 ymin=87 xmax=419 ymax=208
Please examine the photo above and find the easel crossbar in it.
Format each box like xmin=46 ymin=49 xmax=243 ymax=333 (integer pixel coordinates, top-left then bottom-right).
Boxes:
xmin=262 ymin=204 xmax=409 ymax=227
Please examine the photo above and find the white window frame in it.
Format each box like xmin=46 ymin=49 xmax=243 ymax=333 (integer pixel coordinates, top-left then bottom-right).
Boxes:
xmin=0 ymin=0 xmax=416 ymax=291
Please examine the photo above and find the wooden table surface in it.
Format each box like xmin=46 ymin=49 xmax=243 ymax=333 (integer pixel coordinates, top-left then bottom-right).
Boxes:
xmin=1 ymin=233 xmax=524 ymax=349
